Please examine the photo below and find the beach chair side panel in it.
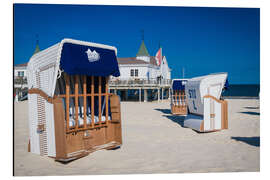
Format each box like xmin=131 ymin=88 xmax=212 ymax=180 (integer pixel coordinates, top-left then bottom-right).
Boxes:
xmin=27 ymin=66 xmax=59 ymax=157
xmin=28 ymin=93 xmax=41 ymax=155
xmin=214 ymin=100 xmax=222 ymax=130
xmin=203 ymin=98 xmax=211 ymax=131
xmin=203 ymin=95 xmax=228 ymax=131
xmin=107 ymin=94 xmax=122 ymax=145
xmin=39 ymin=67 xmax=57 ymax=157
xmin=222 ymin=100 xmax=228 ymax=129
xmin=203 ymin=97 xmax=222 ymax=131
xmin=27 ymin=44 xmax=60 ymax=156
xmin=53 ymin=97 xmax=67 ymax=160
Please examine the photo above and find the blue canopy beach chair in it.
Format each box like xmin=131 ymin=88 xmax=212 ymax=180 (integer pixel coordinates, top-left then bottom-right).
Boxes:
xmin=27 ymin=38 xmax=122 ymax=162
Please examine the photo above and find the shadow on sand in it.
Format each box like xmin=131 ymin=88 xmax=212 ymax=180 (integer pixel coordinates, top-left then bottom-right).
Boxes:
xmin=162 ymin=115 xmax=185 ymax=127
xmin=154 ymin=108 xmax=171 ymax=115
xmin=239 ymin=111 xmax=260 ymax=116
xmin=244 ymin=106 xmax=259 ymax=110
xmin=157 ymin=108 xmax=199 ymax=132
xmin=56 ymin=146 xmax=121 ymax=164
xmin=163 ymin=115 xmax=209 ymax=133
xmin=231 ymin=136 xmax=260 ymax=147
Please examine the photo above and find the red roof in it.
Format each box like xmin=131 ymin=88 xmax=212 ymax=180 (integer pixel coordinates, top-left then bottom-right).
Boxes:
xmin=15 ymin=63 xmax=28 ymax=67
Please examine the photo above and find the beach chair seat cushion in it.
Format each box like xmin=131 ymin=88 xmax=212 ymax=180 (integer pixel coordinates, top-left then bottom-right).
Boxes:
xmin=69 ymin=116 xmax=111 ymax=127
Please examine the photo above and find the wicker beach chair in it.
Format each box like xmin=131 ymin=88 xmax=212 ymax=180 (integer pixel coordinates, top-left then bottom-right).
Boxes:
xmin=27 ymin=38 xmax=122 ymax=162
xmin=184 ymin=73 xmax=228 ymax=132
xmin=170 ymin=79 xmax=188 ymax=115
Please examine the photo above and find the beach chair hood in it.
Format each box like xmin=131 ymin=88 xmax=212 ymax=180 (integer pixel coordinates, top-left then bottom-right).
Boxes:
xmin=172 ymin=79 xmax=188 ymax=91
xmin=27 ymin=38 xmax=120 ymax=97
xmin=185 ymin=72 xmax=228 ymax=115
xmin=60 ymin=40 xmax=120 ymax=77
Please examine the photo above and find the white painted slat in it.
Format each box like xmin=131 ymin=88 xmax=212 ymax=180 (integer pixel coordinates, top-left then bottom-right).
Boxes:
xmin=203 ymin=98 xmax=211 ymax=131
xmin=214 ymin=101 xmax=222 ymax=129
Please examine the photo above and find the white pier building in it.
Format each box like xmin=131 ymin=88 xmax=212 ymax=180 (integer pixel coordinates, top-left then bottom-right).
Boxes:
xmin=110 ymin=39 xmax=172 ymax=102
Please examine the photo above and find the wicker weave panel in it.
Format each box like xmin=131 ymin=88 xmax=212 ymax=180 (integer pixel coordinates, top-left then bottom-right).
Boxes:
xmin=28 ymin=93 xmax=40 ymax=154
xmin=36 ymin=72 xmax=48 ymax=156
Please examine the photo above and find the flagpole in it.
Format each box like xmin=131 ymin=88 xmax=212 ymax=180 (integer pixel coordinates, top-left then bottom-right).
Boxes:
xmin=160 ymin=45 xmax=162 ymax=77
xmin=182 ymin=67 xmax=185 ymax=79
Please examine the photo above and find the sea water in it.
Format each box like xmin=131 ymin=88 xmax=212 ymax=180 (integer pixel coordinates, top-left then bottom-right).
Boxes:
xmin=222 ymin=84 xmax=260 ymax=98
xmin=115 ymin=84 xmax=260 ymax=101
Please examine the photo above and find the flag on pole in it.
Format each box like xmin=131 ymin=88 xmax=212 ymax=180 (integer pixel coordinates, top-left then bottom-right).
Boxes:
xmin=155 ymin=48 xmax=162 ymax=66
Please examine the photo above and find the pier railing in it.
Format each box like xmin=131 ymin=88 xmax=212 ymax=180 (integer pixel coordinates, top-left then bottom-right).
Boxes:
xmin=109 ymin=78 xmax=171 ymax=87
xmin=14 ymin=77 xmax=27 ymax=84
xmin=14 ymin=77 xmax=28 ymax=88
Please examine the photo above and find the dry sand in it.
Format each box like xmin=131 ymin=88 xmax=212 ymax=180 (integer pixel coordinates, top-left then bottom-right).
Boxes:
xmin=14 ymin=99 xmax=260 ymax=176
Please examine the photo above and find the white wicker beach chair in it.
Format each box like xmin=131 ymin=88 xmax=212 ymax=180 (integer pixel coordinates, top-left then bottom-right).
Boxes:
xmin=27 ymin=38 xmax=122 ymax=161
xmin=184 ymin=73 xmax=228 ymax=132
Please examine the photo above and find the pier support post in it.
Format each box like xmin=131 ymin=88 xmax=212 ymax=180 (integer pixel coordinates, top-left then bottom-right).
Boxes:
xmin=168 ymin=88 xmax=171 ymax=100
xmin=158 ymin=88 xmax=160 ymax=102
xmin=139 ymin=88 xmax=141 ymax=103
xmin=161 ymin=88 xmax=164 ymax=101
xmin=144 ymin=89 xmax=148 ymax=102
xmin=125 ymin=90 xmax=128 ymax=101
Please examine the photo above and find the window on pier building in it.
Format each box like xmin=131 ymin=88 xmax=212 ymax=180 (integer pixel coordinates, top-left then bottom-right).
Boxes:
xmin=135 ymin=69 xmax=138 ymax=77
xmin=130 ymin=69 xmax=134 ymax=77
xmin=130 ymin=69 xmax=139 ymax=77
xmin=18 ymin=71 xmax=24 ymax=77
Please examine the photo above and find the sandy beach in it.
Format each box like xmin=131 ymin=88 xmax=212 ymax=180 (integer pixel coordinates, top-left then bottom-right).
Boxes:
xmin=14 ymin=98 xmax=260 ymax=176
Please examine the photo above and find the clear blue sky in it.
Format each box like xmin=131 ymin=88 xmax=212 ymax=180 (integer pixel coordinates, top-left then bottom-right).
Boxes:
xmin=14 ymin=4 xmax=260 ymax=84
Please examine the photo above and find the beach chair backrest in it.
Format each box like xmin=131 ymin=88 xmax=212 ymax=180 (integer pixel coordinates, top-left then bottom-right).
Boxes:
xmin=171 ymin=79 xmax=187 ymax=106
xmin=185 ymin=73 xmax=228 ymax=115
xmin=56 ymin=73 xmax=110 ymax=134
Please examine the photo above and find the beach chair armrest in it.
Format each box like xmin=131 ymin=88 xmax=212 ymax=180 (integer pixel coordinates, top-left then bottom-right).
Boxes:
xmin=203 ymin=95 xmax=224 ymax=104
xmin=28 ymin=88 xmax=56 ymax=104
